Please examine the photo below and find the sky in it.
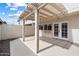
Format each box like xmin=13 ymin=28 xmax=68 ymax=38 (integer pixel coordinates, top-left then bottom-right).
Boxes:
xmin=0 ymin=3 xmax=27 ymax=24
xmin=62 ymin=3 xmax=79 ymax=13
xmin=0 ymin=3 xmax=79 ymax=25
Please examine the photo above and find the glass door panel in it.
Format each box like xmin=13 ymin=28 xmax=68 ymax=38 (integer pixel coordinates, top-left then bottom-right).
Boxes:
xmin=54 ymin=24 xmax=59 ymax=37
xmin=61 ymin=23 xmax=68 ymax=38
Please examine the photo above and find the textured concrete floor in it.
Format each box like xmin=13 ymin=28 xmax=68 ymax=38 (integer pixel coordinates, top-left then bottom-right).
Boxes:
xmin=10 ymin=38 xmax=36 ymax=56
xmin=10 ymin=36 xmax=79 ymax=56
xmin=1 ymin=37 xmax=79 ymax=56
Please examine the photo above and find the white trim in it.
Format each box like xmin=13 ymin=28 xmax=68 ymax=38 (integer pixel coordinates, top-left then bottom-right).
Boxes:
xmin=60 ymin=21 xmax=69 ymax=40
xmin=53 ymin=21 xmax=69 ymax=40
xmin=53 ymin=22 xmax=60 ymax=38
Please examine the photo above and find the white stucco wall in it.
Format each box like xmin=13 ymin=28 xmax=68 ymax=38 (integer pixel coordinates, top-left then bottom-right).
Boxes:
xmin=41 ymin=30 xmax=53 ymax=38
xmin=0 ymin=24 xmax=34 ymax=40
xmin=42 ymin=14 xmax=79 ymax=43
xmin=69 ymin=15 xmax=79 ymax=43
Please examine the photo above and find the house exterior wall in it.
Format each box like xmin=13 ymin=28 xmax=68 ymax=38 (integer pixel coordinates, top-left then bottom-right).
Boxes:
xmin=0 ymin=24 xmax=34 ymax=40
xmin=40 ymin=30 xmax=53 ymax=38
xmin=0 ymin=15 xmax=79 ymax=44
xmin=69 ymin=15 xmax=79 ymax=43
xmin=41 ymin=14 xmax=79 ymax=43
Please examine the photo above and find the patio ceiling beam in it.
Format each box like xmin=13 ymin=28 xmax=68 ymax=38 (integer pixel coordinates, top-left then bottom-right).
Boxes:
xmin=28 ymin=14 xmax=47 ymax=20
xmin=22 ymin=4 xmax=47 ymax=20
xmin=26 ymin=16 xmax=47 ymax=22
xmin=31 ymin=3 xmax=47 ymax=10
xmin=50 ymin=4 xmax=67 ymax=15
xmin=23 ymin=11 xmax=34 ymax=20
xmin=39 ymin=12 xmax=51 ymax=17
xmin=38 ymin=3 xmax=47 ymax=9
xmin=40 ymin=15 xmax=48 ymax=19
xmin=42 ymin=8 xmax=59 ymax=19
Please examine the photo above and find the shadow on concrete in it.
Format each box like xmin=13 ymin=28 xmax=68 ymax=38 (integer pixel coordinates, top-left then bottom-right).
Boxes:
xmin=38 ymin=44 xmax=54 ymax=53
xmin=38 ymin=37 xmax=79 ymax=53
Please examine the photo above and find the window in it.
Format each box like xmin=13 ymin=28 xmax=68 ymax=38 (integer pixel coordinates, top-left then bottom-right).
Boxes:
xmin=39 ymin=25 xmax=43 ymax=30
xmin=48 ymin=24 xmax=52 ymax=30
xmin=44 ymin=24 xmax=47 ymax=30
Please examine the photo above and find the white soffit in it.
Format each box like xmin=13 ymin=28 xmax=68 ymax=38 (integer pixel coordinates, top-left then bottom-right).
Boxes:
xmin=62 ymin=3 xmax=79 ymax=13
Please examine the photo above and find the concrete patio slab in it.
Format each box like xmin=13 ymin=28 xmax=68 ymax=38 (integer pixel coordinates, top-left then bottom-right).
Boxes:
xmin=10 ymin=38 xmax=36 ymax=56
xmin=10 ymin=36 xmax=79 ymax=56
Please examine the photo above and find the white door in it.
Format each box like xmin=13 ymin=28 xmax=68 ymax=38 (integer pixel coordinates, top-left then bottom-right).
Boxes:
xmin=53 ymin=22 xmax=68 ymax=40
xmin=53 ymin=23 xmax=60 ymax=38
xmin=61 ymin=22 xmax=68 ymax=39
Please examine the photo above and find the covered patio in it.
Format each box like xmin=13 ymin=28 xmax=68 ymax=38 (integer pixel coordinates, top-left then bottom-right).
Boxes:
xmin=18 ymin=3 xmax=69 ymax=54
xmin=18 ymin=3 xmax=79 ymax=55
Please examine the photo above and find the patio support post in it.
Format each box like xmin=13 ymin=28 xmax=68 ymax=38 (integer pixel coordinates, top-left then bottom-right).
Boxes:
xmin=35 ymin=7 xmax=39 ymax=53
xmin=22 ymin=19 xmax=25 ymax=41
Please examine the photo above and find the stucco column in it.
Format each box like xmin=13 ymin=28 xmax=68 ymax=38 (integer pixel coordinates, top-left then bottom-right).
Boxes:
xmin=35 ymin=8 xmax=39 ymax=53
xmin=22 ymin=19 xmax=25 ymax=41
